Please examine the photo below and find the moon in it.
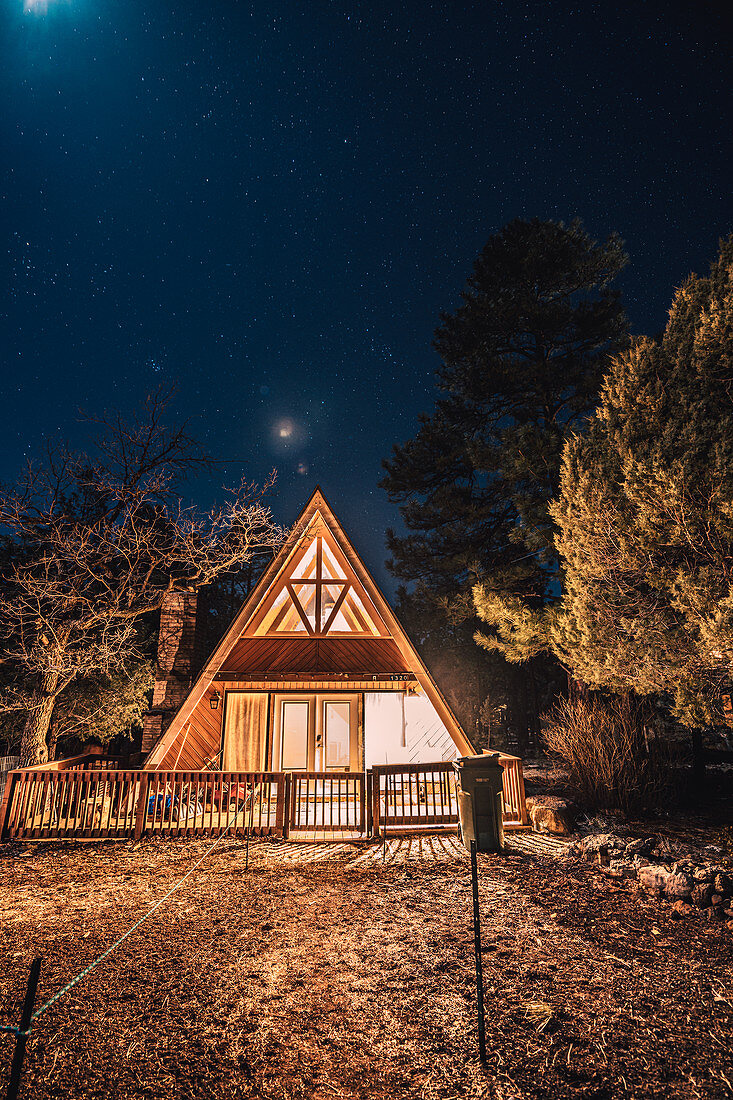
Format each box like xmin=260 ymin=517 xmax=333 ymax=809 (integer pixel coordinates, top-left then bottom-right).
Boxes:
xmin=271 ymin=416 xmax=307 ymax=453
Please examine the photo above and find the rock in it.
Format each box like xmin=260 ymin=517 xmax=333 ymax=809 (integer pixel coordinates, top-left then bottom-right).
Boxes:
xmin=526 ymin=796 xmax=575 ymax=836
xmin=671 ymin=900 xmax=693 ymax=918
xmin=638 ymin=865 xmax=670 ymax=897
xmin=633 ymin=855 xmax=651 ymax=868
xmin=691 ymin=883 xmax=714 ymax=909
xmin=707 ymin=906 xmax=726 ymax=922
xmin=607 ymin=858 xmax=637 ymax=880
xmin=673 ymin=859 xmax=695 ymax=873
xmin=664 ymin=872 xmax=694 ymax=901
xmin=625 ymin=837 xmax=655 ymax=856
xmin=714 ymin=873 xmax=732 ymax=895
xmin=581 ymin=833 xmax=626 ymax=857
xmin=711 ymin=894 xmax=723 ymax=907
xmin=693 ymin=866 xmax=715 ymax=884
xmin=727 ymin=920 xmax=733 ymax=933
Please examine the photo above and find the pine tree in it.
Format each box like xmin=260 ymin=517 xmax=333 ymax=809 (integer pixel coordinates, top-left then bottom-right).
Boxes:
xmin=513 ymin=236 xmax=733 ymax=726
xmin=382 ymin=218 xmax=628 ymax=740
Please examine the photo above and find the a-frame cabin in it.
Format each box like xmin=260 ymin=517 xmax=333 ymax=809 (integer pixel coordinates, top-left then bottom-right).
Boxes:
xmin=145 ymin=489 xmax=474 ymax=773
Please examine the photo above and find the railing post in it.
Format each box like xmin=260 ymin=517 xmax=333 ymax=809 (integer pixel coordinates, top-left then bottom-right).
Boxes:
xmin=365 ymin=770 xmax=373 ymax=837
xmin=133 ymin=772 xmax=150 ymax=841
xmin=516 ymin=759 xmax=529 ymax=825
xmin=282 ymin=772 xmax=291 ymax=839
xmin=371 ymin=766 xmax=381 ymax=839
xmin=0 ymin=771 xmax=17 ymax=841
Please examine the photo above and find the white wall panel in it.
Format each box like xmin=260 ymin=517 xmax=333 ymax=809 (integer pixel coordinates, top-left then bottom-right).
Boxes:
xmin=364 ymin=691 xmax=459 ymax=766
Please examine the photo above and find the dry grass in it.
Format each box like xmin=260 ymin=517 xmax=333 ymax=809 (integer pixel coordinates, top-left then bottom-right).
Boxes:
xmin=0 ymin=835 xmax=732 ymax=1099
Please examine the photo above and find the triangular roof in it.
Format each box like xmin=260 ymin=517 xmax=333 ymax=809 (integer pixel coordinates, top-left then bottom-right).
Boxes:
xmin=145 ymin=488 xmax=474 ymax=766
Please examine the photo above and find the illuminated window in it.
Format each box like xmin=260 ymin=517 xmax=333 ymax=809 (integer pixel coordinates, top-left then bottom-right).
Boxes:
xmin=252 ymin=531 xmax=384 ymax=637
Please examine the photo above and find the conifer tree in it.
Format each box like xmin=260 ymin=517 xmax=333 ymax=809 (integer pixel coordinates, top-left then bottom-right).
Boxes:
xmin=382 ymin=218 xmax=628 ymax=739
xmin=479 ymin=237 xmax=733 ymax=726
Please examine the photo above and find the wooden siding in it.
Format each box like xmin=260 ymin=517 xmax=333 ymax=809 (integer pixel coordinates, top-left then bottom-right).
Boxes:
xmin=222 ymin=636 xmax=409 ymax=676
xmin=157 ymin=685 xmax=223 ymax=770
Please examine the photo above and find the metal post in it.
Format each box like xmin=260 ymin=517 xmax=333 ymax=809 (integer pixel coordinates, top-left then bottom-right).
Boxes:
xmin=6 ymin=957 xmax=42 ymax=1100
xmin=282 ymin=772 xmax=291 ymax=840
xmin=470 ymin=840 xmax=487 ymax=1066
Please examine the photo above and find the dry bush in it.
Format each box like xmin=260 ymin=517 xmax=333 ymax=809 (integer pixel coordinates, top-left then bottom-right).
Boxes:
xmin=542 ymin=694 xmax=673 ymax=814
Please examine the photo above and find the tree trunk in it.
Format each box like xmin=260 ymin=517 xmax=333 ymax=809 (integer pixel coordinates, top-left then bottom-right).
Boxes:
xmin=46 ymin=722 xmax=59 ymax=763
xmin=20 ymin=671 xmax=60 ymax=767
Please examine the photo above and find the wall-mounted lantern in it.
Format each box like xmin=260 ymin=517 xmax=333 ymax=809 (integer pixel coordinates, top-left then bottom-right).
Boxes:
xmin=210 ymin=690 xmax=221 ymax=711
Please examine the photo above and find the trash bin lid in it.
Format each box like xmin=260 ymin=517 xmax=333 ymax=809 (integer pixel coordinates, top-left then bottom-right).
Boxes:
xmin=453 ymin=752 xmax=503 ymax=779
xmin=454 ymin=752 xmax=502 ymax=769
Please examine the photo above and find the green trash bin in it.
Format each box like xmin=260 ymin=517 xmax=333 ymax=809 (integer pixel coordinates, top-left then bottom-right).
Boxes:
xmin=453 ymin=752 xmax=505 ymax=853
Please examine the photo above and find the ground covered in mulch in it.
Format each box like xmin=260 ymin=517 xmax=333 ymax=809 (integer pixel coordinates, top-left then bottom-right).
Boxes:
xmin=1 ymin=834 xmax=732 ymax=1099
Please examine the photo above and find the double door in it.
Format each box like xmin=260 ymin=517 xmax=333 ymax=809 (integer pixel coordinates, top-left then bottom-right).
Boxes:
xmin=274 ymin=693 xmax=358 ymax=772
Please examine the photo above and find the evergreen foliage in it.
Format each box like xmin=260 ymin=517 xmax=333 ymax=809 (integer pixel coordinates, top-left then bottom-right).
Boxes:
xmin=382 ymin=217 xmax=627 ymax=741
xmin=487 ymin=237 xmax=733 ymax=726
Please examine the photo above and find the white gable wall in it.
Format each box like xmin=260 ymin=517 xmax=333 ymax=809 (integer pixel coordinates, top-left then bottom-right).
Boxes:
xmin=364 ymin=691 xmax=460 ymax=766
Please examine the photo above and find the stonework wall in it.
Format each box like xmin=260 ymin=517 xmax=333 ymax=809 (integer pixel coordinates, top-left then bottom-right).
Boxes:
xmin=142 ymin=589 xmax=200 ymax=754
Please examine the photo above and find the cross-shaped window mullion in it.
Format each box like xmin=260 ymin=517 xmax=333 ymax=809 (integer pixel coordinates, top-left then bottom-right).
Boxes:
xmin=315 ymin=535 xmax=323 ymax=640
xmin=321 ymin=582 xmax=351 ymax=633
xmin=289 ymin=536 xmax=340 ymax=634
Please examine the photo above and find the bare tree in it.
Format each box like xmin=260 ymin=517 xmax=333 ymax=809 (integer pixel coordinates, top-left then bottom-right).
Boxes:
xmin=0 ymin=390 xmax=282 ymax=765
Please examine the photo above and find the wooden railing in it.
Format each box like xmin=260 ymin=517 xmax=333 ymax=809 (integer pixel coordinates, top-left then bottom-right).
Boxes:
xmin=371 ymin=757 xmax=529 ymax=834
xmin=0 ymin=769 xmax=285 ymax=842
xmin=287 ymin=771 xmax=365 ymax=834
xmin=140 ymin=771 xmax=284 ymax=838
xmin=17 ymin=747 xmax=132 ymax=773
xmin=1 ymin=770 xmax=145 ymax=841
xmin=498 ymin=753 xmax=529 ymax=826
xmin=372 ymin=763 xmax=458 ymax=833
xmin=1 ymin=757 xmax=529 ymax=842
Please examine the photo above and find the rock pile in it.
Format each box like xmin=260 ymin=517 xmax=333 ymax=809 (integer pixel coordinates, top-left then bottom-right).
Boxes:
xmin=569 ymin=833 xmax=733 ymax=929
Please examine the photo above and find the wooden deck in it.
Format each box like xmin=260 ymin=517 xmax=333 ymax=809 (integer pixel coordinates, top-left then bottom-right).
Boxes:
xmin=0 ymin=756 xmax=529 ymax=842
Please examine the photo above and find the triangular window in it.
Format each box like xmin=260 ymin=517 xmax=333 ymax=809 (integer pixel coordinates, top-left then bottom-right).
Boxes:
xmin=251 ymin=529 xmax=385 ymax=637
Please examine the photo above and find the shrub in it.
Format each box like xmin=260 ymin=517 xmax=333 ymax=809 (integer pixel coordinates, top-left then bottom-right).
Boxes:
xmin=542 ymin=694 xmax=673 ymax=814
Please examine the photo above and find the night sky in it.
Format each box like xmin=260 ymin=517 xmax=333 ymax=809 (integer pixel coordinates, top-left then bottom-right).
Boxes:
xmin=2 ymin=0 xmax=731 ymax=589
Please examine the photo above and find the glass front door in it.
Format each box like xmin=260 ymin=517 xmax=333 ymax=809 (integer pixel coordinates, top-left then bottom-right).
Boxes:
xmin=280 ymin=700 xmax=309 ymax=770
xmin=323 ymin=700 xmax=351 ymax=769
xmin=274 ymin=694 xmax=358 ymax=771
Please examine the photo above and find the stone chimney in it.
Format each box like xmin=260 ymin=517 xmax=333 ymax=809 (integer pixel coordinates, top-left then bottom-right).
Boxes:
xmin=142 ymin=589 xmax=200 ymax=755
